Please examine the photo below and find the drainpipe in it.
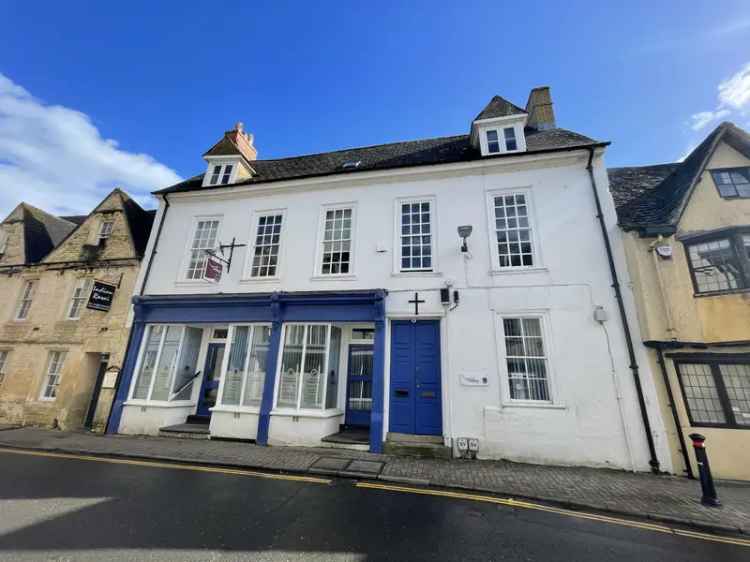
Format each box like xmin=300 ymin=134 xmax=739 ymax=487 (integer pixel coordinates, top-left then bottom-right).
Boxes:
xmin=586 ymin=147 xmax=660 ymax=473
xmin=139 ymin=193 xmax=169 ymax=296
xmin=655 ymin=345 xmax=694 ymax=478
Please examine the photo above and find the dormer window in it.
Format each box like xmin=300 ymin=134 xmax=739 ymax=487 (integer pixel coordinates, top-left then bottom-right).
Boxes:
xmin=486 ymin=127 xmax=519 ymax=154
xmin=209 ymin=163 xmax=235 ymax=186
xmin=97 ymin=220 xmax=114 ymax=242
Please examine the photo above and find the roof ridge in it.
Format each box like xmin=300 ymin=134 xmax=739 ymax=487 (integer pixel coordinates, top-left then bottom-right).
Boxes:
xmin=251 ymin=133 xmax=468 ymax=164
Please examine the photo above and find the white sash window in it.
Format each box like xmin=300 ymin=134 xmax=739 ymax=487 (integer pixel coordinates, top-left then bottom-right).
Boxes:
xmin=276 ymin=324 xmax=342 ymax=411
xmin=67 ymin=278 xmax=93 ymax=320
xmin=219 ymin=324 xmax=271 ymax=408
xmin=41 ymin=351 xmax=66 ymax=400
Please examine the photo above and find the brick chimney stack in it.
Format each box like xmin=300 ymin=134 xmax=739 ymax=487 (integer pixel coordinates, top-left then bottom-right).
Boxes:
xmin=525 ymin=87 xmax=556 ymax=130
xmin=228 ymin=121 xmax=257 ymax=161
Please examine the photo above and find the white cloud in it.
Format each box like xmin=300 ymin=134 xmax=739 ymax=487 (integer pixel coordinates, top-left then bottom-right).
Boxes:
xmin=717 ymin=61 xmax=750 ymax=111
xmin=688 ymin=61 xmax=750 ymax=131
xmin=690 ymin=109 xmax=731 ymax=131
xmin=0 ymin=73 xmax=181 ymax=218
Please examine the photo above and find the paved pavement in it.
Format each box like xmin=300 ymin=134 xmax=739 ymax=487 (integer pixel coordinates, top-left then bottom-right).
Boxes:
xmin=1 ymin=449 xmax=748 ymax=561
xmin=0 ymin=427 xmax=749 ymax=536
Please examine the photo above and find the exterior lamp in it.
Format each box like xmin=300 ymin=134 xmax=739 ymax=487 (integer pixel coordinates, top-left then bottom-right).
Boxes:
xmin=457 ymin=225 xmax=473 ymax=253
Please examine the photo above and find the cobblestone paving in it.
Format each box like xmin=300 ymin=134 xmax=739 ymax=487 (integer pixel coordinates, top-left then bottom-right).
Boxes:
xmin=1 ymin=427 xmax=748 ymax=534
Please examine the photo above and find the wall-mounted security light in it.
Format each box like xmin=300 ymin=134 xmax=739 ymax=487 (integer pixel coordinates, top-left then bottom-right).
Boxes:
xmin=457 ymin=225 xmax=473 ymax=253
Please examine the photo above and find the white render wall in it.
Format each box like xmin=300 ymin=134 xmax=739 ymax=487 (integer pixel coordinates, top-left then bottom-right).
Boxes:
xmin=139 ymin=150 xmax=672 ymax=472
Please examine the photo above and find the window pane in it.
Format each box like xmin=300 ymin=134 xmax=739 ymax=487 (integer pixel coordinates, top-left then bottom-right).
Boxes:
xmin=719 ymin=363 xmax=750 ymax=426
xmin=172 ymin=327 xmax=202 ymax=400
xmin=42 ymin=351 xmax=66 ymax=399
xmin=17 ymin=280 xmax=35 ymax=319
xmin=400 ymin=201 xmax=432 ymax=271
xmin=504 ymin=127 xmax=518 ymax=151
xmin=222 ymin=326 xmax=249 ymax=406
xmin=278 ymin=325 xmax=304 ymax=407
xmin=221 ymin=164 xmax=233 ymax=184
xmin=320 ymin=208 xmax=353 ymax=275
xmin=325 ymin=327 xmax=342 ymax=409
xmin=687 ymin=238 xmax=744 ymax=293
xmin=186 ymin=220 xmax=219 ymax=280
xmin=301 ymin=326 xmax=327 ymax=409
xmin=712 ymin=168 xmax=750 ymax=198
xmin=486 ymin=130 xmax=500 ymax=153
xmin=243 ymin=326 xmax=271 ymax=406
xmin=251 ymin=214 xmax=283 ymax=278
xmin=150 ymin=326 xmax=182 ymax=401
xmin=679 ymin=363 xmax=726 ymax=424
xmin=495 ymin=194 xmax=534 ymax=268
xmin=133 ymin=326 xmax=164 ymax=399
xmin=503 ymin=317 xmax=549 ymax=401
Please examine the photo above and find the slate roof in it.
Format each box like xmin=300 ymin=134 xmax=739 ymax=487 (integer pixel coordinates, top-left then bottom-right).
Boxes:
xmin=474 ymin=95 xmax=527 ymax=121
xmin=59 ymin=215 xmax=87 ymax=225
xmin=6 ymin=204 xmax=78 ymax=263
xmin=157 ymin=127 xmax=604 ymax=195
xmin=119 ymin=192 xmax=156 ymax=257
xmin=608 ymin=122 xmax=750 ymax=231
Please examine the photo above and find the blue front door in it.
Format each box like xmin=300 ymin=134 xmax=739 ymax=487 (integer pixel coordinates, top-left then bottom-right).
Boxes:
xmin=389 ymin=320 xmax=442 ymax=436
xmin=345 ymin=344 xmax=374 ymax=427
xmin=196 ymin=343 xmax=225 ymax=417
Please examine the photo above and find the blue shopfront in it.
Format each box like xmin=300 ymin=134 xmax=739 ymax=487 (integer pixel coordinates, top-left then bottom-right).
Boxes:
xmin=107 ymin=290 xmax=387 ymax=452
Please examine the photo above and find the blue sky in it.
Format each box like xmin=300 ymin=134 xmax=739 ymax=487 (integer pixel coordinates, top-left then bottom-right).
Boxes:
xmin=1 ymin=1 xmax=749 ymax=216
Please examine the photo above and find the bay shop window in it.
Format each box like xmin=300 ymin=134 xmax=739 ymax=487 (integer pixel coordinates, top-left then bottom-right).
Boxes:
xmin=276 ymin=324 xmax=342 ymax=411
xmin=220 ymin=324 xmax=272 ymax=408
xmin=131 ymin=325 xmax=203 ymax=402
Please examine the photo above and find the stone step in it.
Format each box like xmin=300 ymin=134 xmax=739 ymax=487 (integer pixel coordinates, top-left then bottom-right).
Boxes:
xmin=159 ymin=423 xmax=210 ymax=440
xmin=384 ymin=434 xmax=451 ymax=459
xmin=185 ymin=415 xmax=210 ymax=425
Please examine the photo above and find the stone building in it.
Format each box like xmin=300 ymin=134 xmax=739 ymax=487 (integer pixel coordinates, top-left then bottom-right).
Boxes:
xmin=609 ymin=122 xmax=750 ymax=480
xmin=0 ymin=189 xmax=155 ymax=431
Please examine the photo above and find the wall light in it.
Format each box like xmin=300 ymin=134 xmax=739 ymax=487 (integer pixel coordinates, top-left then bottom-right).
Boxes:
xmin=457 ymin=225 xmax=473 ymax=253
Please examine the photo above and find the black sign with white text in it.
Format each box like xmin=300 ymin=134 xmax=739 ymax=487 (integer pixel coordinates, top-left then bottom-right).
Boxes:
xmin=86 ymin=281 xmax=117 ymax=312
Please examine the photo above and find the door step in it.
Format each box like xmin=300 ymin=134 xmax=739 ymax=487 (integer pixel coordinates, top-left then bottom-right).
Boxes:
xmin=321 ymin=428 xmax=370 ymax=451
xmin=186 ymin=415 xmax=210 ymax=425
xmin=159 ymin=423 xmax=210 ymax=440
xmin=384 ymin=433 xmax=451 ymax=459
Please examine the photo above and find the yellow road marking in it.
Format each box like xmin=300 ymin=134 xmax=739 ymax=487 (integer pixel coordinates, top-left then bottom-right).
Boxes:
xmin=356 ymin=481 xmax=750 ymax=548
xmin=0 ymin=447 xmax=331 ymax=485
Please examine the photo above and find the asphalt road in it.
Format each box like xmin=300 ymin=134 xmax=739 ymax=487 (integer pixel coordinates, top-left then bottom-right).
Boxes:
xmin=0 ymin=449 xmax=746 ymax=561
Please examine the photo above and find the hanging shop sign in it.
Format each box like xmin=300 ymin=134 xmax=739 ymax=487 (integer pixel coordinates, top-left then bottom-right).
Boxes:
xmin=87 ymin=280 xmax=117 ymax=312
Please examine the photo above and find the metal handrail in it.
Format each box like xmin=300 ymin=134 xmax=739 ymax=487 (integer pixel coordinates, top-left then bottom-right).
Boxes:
xmin=169 ymin=371 xmax=202 ymax=401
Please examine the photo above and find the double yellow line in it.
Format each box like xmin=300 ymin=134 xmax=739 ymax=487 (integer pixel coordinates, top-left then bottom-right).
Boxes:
xmin=357 ymin=481 xmax=750 ymax=548
xmin=1 ymin=446 xmax=748 ymax=549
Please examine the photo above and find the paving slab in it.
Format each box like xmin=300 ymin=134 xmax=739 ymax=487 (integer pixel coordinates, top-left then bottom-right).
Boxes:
xmin=0 ymin=427 xmax=748 ymax=536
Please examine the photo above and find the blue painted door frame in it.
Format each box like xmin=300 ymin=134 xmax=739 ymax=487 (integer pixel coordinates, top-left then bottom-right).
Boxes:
xmin=388 ymin=320 xmax=442 ymax=436
xmin=108 ymin=290 xmax=387 ymax=453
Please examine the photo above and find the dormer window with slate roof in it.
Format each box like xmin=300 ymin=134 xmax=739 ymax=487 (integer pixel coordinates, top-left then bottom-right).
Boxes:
xmin=201 ymin=122 xmax=257 ymax=188
xmin=471 ymin=95 xmax=529 ymax=157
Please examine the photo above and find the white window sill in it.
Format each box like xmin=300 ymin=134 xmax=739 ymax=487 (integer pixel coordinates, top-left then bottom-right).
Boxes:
xmin=211 ymin=405 xmax=261 ymax=414
xmin=38 ymin=397 xmax=56 ymax=402
xmin=391 ymin=271 xmax=443 ymax=278
xmin=238 ymin=277 xmax=281 ymax=284
xmin=500 ymin=401 xmax=566 ymax=410
xmin=271 ymin=408 xmax=344 ymax=419
xmin=309 ymin=275 xmax=357 ymax=282
xmin=123 ymin=400 xmax=196 ymax=408
xmin=489 ymin=266 xmax=548 ymax=276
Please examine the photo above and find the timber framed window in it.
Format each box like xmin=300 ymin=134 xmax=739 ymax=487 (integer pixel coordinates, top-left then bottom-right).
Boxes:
xmin=67 ymin=278 xmax=93 ymax=320
xmin=674 ymin=356 xmax=750 ymax=429
xmin=15 ymin=280 xmax=37 ymax=320
xmin=40 ymin=351 xmax=66 ymax=400
xmin=500 ymin=316 xmax=551 ymax=402
xmin=683 ymin=227 xmax=750 ymax=295
xmin=275 ymin=324 xmax=342 ymax=411
xmin=219 ymin=324 xmax=272 ymax=408
xmin=489 ymin=191 xmax=536 ymax=269
xmin=398 ymin=198 xmax=434 ymax=272
xmin=184 ymin=218 xmax=221 ymax=280
xmin=130 ymin=325 xmax=203 ymax=402
xmin=711 ymin=167 xmax=750 ymax=199
xmin=317 ymin=205 xmax=355 ymax=276
xmin=208 ymin=163 xmax=235 ymax=186
xmin=247 ymin=212 xmax=284 ymax=279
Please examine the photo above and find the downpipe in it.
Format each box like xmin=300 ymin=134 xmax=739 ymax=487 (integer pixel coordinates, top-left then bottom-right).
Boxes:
xmin=586 ymin=148 xmax=661 ymax=473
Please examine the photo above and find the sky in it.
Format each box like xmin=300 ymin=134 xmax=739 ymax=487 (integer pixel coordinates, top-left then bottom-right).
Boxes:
xmin=1 ymin=1 xmax=749 ymax=217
